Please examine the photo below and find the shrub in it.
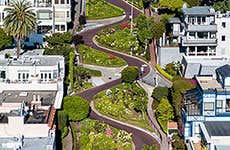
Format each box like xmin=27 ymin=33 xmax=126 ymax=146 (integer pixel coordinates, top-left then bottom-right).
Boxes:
xmin=68 ymin=52 xmax=75 ymax=89
xmin=172 ymin=135 xmax=186 ymax=150
xmin=58 ymin=111 xmax=69 ymax=139
xmin=156 ymin=64 xmax=173 ymax=81
xmin=63 ymin=96 xmax=90 ymax=121
xmin=142 ymin=144 xmax=157 ymax=150
xmin=61 ymin=126 xmax=69 ymax=139
xmin=121 ymin=66 xmax=139 ymax=83
xmin=152 ymin=86 xmax=168 ymax=102
xmin=165 ymin=63 xmax=178 ymax=77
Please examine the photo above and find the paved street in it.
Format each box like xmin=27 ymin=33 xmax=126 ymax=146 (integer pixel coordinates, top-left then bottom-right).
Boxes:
xmin=77 ymin=0 xmax=163 ymax=149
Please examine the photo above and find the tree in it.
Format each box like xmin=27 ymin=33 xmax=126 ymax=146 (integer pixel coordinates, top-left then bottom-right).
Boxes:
xmin=4 ymin=0 xmax=36 ymax=58
xmin=142 ymin=144 xmax=157 ymax=150
xmin=184 ymin=0 xmax=202 ymax=6
xmin=0 ymin=28 xmax=12 ymax=50
xmin=68 ymin=52 xmax=75 ymax=89
xmin=172 ymin=135 xmax=186 ymax=150
xmin=57 ymin=111 xmax=69 ymax=138
xmin=44 ymin=32 xmax=74 ymax=61
xmin=134 ymin=97 xmax=148 ymax=117
xmin=213 ymin=0 xmax=230 ymax=13
xmin=121 ymin=66 xmax=139 ymax=83
xmin=152 ymin=86 xmax=168 ymax=101
xmin=165 ymin=63 xmax=178 ymax=76
xmin=63 ymin=96 xmax=90 ymax=121
xmin=157 ymin=98 xmax=174 ymax=122
xmin=153 ymin=0 xmax=184 ymax=11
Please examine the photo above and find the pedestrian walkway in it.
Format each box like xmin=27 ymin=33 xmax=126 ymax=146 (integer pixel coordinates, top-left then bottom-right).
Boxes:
xmin=138 ymin=80 xmax=169 ymax=150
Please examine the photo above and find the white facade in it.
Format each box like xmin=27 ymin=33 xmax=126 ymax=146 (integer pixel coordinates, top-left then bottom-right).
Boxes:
xmin=0 ymin=0 xmax=71 ymax=46
xmin=216 ymin=13 xmax=230 ymax=57
xmin=0 ymin=49 xmax=65 ymax=150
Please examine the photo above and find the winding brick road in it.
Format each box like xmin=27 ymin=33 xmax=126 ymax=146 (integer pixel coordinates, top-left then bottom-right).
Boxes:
xmin=77 ymin=0 xmax=161 ymax=149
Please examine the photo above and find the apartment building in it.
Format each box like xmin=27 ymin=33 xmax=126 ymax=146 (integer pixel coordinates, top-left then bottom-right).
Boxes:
xmin=183 ymin=64 xmax=230 ymax=150
xmin=0 ymin=0 xmax=71 ymax=46
xmin=158 ymin=6 xmax=230 ymax=78
xmin=0 ymin=49 xmax=65 ymax=149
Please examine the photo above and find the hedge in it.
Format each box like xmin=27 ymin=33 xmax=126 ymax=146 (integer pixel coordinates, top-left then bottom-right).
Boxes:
xmin=156 ymin=64 xmax=173 ymax=81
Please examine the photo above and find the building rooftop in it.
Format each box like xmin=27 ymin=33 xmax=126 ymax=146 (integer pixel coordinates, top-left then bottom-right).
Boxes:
xmin=204 ymin=121 xmax=230 ymax=136
xmin=0 ymin=137 xmax=54 ymax=150
xmin=168 ymin=17 xmax=181 ymax=24
xmin=196 ymin=76 xmax=222 ymax=91
xmin=182 ymin=6 xmax=215 ymax=15
xmin=216 ymin=64 xmax=230 ymax=79
xmin=0 ymin=91 xmax=56 ymax=105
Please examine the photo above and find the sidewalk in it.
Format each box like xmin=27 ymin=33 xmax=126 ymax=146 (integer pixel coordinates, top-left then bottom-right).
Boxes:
xmin=138 ymin=80 xmax=169 ymax=150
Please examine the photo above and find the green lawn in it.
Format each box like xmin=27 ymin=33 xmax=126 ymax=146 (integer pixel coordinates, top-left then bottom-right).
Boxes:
xmin=77 ymin=119 xmax=133 ymax=149
xmin=86 ymin=0 xmax=124 ymax=20
xmin=94 ymin=83 xmax=155 ymax=132
xmin=78 ymin=44 xmax=126 ymax=67
xmin=126 ymin=0 xmax=144 ymax=9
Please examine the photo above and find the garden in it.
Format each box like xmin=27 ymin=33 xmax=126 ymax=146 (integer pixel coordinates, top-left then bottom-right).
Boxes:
xmin=58 ymin=96 xmax=134 ymax=150
xmin=94 ymin=82 xmax=154 ymax=132
xmin=73 ymin=118 xmax=133 ymax=150
xmin=86 ymin=0 xmax=124 ymax=20
xmin=78 ymin=44 xmax=127 ymax=67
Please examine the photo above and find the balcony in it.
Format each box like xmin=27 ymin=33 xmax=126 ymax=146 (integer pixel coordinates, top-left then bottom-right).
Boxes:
xmin=34 ymin=0 xmax=52 ymax=7
xmin=182 ymin=37 xmax=217 ymax=46
xmin=184 ymin=89 xmax=202 ymax=116
xmin=187 ymin=24 xmax=217 ymax=32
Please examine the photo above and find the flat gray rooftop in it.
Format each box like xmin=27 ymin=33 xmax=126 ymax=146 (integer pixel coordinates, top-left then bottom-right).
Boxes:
xmin=0 ymin=137 xmax=54 ymax=150
xmin=182 ymin=6 xmax=215 ymax=15
xmin=204 ymin=121 xmax=230 ymax=136
xmin=0 ymin=91 xmax=56 ymax=105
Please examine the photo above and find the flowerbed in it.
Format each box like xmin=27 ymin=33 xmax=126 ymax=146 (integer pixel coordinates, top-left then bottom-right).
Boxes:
xmin=96 ymin=22 xmax=149 ymax=60
xmin=79 ymin=119 xmax=132 ymax=149
xmin=86 ymin=0 xmax=124 ymax=20
xmin=95 ymin=83 xmax=154 ymax=132
xmin=78 ymin=44 xmax=126 ymax=67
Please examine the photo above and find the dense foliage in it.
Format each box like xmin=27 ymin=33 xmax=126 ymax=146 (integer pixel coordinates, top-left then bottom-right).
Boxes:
xmin=86 ymin=0 xmax=124 ymax=20
xmin=152 ymin=0 xmax=184 ymax=11
xmin=44 ymin=32 xmax=74 ymax=61
xmin=95 ymin=83 xmax=153 ymax=131
xmin=121 ymin=66 xmax=139 ymax=83
xmin=68 ymin=52 xmax=75 ymax=89
xmin=172 ymin=135 xmax=186 ymax=150
xmin=58 ymin=111 xmax=69 ymax=138
xmin=142 ymin=144 xmax=157 ymax=150
xmin=78 ymin=44 xmax=126 ymax=67
xmin=79 ymin=119 xmax=132 ymax=149
xmin=152 ymin=86 xmax=168 ymax=109
xmin=213 ymin=0 xmax=230 ymax=13
xmin=0 ymin=29 xmax=12 ymax=50
xmin=156 ymin=98 xmax=174 ymax=133
xmin=63 ymin=96 xmax=90 ymax=121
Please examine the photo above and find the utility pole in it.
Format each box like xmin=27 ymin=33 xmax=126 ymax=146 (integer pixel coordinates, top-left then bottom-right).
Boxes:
xmin=130 ymin=0 xmax=134 ymax=55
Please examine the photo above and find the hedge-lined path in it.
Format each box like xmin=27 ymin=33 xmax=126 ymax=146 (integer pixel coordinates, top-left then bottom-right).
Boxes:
xmin=77 ymin=0 xmax=162 ymax=149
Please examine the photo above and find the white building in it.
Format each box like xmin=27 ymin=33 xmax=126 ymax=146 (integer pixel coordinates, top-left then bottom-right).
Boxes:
xmin=0 ymin=49 xmax=65 ymax=149
xmin=0 ymin=0 xmax=71 ymax=46
xmin=158 ymin=6 xmax=230 ymax=78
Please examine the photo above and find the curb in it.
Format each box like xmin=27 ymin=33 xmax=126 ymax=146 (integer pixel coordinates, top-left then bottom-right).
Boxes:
xmin=91 ymin=101 xmax=161 ymax=143
xmin=86 ymin=15 xmax=126 ymax=23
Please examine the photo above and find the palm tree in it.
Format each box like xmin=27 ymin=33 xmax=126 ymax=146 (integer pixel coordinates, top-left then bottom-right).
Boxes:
xmin=3 ymin=0 xmax=36 ymax=58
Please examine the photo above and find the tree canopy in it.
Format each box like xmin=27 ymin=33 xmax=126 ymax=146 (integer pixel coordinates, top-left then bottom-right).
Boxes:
xmin=44 ymin=32 xmax=74 ymax=61
xmin=0 ymin=28 xmax=12 ymax=50
xmin=184 ymin=0 xmax=202 ymax=6
xmin=63 ymin=96 xmax=90 ymax=121
xmin=153 ymin=0 xmax=184 ymax=11
xmin=213 ymin=0 xmax=230 ymax=13
xmin=152 ymin=86 xmax=168 ymax=101
xmin=121 ymin=66 xmax=139 ymax=83
xmin=4 ymin=0 xmax=36 ymax=57
xmin=157 ymin=98 xmax=174 ymax=122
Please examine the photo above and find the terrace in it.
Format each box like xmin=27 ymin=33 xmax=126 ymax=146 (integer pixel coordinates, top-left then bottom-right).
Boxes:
xmin=184 ymin=88 xmax=202 ymax=116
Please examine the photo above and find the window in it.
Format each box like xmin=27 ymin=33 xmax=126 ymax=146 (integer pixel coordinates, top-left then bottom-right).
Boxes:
xmin=67 ymin=11 xmax=70 ymax=18
xmin=2 ymin=13 xmax=4 ymax=19
xmin=55 ymin=0 xmax=58 ymax=4
xmin=41 ymin=73 xmax=43 ymax=79
xmin=61 ymin=25 xmax=65 ymax=31
xmin=222 ymin=22 xmax=226 ymax=28
xmin=60 ymin=0 xmax=64 ymax=4
xmin=18 ymin=73 xmax=21 ymax=80
xmin=222 ymin=36 xmax=226 ymax=41
xmin=204 ymin=102 xmax=214 ymax=111
xmin=66 ymin=0 xmax=69 ymax=4
xmin=0 ymin=71 xmax=5 ymax=79
xmin=49 ymin=73 xmax=51 ymax=79
xmin=217 ymin=100 xmax=223 ymax=108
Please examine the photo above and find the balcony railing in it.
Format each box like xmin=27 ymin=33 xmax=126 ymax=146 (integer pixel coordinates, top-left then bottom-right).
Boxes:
xmin=182 ymin=37 xmax=217 ymax=46
xmin=34 ymin=2 xmax=52 ymax=7
xmin=187 ymin=24 xmax=217 ymax=32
